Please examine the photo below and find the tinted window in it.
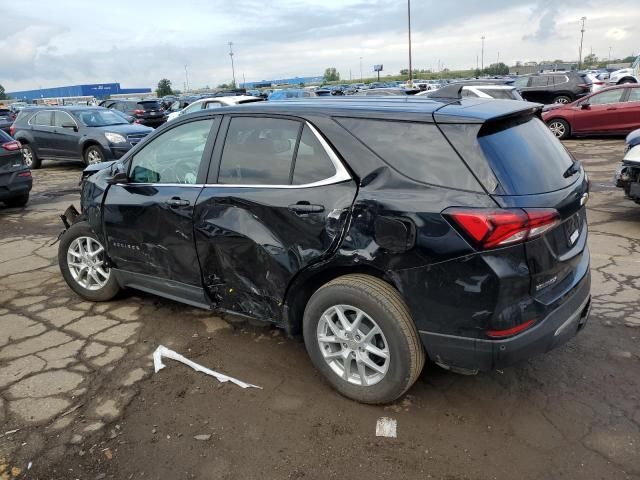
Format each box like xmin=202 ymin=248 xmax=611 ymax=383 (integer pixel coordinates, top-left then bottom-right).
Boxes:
xmin=139 ymin=101 xmax=161 ymax=110
xmin=33 ymin=111 xmax=52 ymax=126
xmin=530 ymin=76 xmax=549 ymax=87
xmin=478 ymin=116 xmax=574 ymax=195
xmin=292 ymin=125 xmax=336 ymax=185
xmin=218 ymin=117 xmax=299 ymax=185
xmin=627 ymin=88 xmax=640 ymax=102
xmin=588 ymin=89 xmax=624 ymax=105
xmin=129 ymin=119 xmax=213 ymax=184
xmin=552 ymin=75 xmax=568 ymax=85
xmin=53 ymin=111 xmax=76 ymax=127
xmin=338 ymin=118 xmax=481 ymax=191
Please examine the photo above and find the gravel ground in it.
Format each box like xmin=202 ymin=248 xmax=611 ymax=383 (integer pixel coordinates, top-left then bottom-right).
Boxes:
xmin=0 ymin=138 xmax=638 ymax=480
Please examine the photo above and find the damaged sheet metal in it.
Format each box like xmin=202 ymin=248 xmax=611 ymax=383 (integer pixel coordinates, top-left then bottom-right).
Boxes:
xmin=152 ymin=345 xmax=261 ymax=389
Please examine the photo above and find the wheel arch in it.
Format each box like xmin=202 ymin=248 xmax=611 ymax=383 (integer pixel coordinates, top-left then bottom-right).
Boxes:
xmin=81 ymin=139 xmax=105 ymax=158
xmin=281 ymin=263 xmax=399 ymax=336
xmin=617 ymin=77 xmax=638 ymax=84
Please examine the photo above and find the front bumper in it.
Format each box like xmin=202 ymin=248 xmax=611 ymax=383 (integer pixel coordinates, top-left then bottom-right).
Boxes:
xmin=0 ymin=169 xmax=32 ymax=201
xmin=419 ymin=270 xmax=591 ymax=372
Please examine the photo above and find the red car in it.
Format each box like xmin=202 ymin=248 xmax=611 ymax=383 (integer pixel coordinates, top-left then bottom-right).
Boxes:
xmin=542 ymin=84 xmax=640 ymax=139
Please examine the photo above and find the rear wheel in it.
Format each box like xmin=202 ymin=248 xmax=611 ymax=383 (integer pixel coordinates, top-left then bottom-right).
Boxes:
xmin=4 ymin=194 xmax=29 ymax=208
xmin=547 ymin=119 xmax=571 ymax=140
xmin=619 ymin=79 xmax=636 ymax=85
xmin=22 ymin=144 xmax=40 ymax=169
xmin=552 ymin=95 xmax=572 ymax=104
xmin=84 ymin=145 xmax=105 ymax=165
xmin=58 ymin=221 xmax=120 ymax=302
xmin=303 ymin=274 xmax=425 ymax=404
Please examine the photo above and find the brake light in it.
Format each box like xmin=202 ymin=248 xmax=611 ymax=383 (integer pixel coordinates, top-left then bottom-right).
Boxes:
xmin=9 ymin=125 xmax=15 ymax=136
xmin=133 ymin=109 xmax=145 ymax=115
xmin=487 ymin=319 xmax=536 ymax=338
xmin=578 ymin=84 xmax=590 ymax=91
xmin=1 ymin=140 xmax=21 ymax=151
xmin=444 ymin=208 xmax=560 ymax=249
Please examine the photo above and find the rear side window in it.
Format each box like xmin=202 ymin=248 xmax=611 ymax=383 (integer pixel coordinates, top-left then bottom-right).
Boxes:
xmin=478 ymin=116 xmax=574 ymax=195
xmin=32 ymin=111 xmax=52 ymax=126
xmin=530 ymin=76 xmax=549 ymax=87
xmin=552 ymin=75 xmax=568 ymax=85
xmin=292 ymin=126 xmax=336 ymax=185
xmin=337 ymin=118 xmax=481 ymax=191
xmin=478 ymin=88 xmax=516 ymax=100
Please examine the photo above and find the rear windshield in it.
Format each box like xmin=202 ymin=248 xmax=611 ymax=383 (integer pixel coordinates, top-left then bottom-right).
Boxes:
xmin=478 ymin=116 xmax=575 ymax=195
xmin=138 ymin=101 xmax=161 ymax=110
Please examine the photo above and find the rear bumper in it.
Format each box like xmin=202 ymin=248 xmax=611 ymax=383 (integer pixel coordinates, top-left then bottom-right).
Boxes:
xmin=419 ymin=269 xmax=591 ymax=372
xmin=0 ymin=170 xmax=32 ymax=200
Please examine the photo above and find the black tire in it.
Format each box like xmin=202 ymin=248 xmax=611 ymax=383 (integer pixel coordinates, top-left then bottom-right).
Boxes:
xmin=552 ymin=95 xmax=572 ymax=104
xmin=619 ymin=79 xmax=636 ymax=85
xmin=84 ymin=145 xmax=105 ymax=166
xmin=4 ymin=194 xmax=29 ymax=208
xmin=22 ymin=144 xmax=41 ymax=169
xmin=303 ymin=274 xmax=425 ymax=404
xmin=58 ymin=221 xmax=120 ymax=302
xmin=547 ymin=118 xmax=571 ymax=140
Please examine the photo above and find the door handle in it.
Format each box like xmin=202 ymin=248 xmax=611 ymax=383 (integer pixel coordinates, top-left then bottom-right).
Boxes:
xmin=166 ymin=197 xmax=190 ymax=208
xmin=288 ymin=202 xmax=324 ymax=214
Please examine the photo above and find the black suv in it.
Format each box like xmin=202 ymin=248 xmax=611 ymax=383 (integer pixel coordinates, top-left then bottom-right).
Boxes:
xmin=513 ymin=72 xmax=590 ymax=104
xmin=12 ymin=106 xmax=153 ymax=169
xmin=100 ymin=99 xmax=167 ymax=128
xmin=57 ymin=97 xmax=591 ymax=404
xmin=0 ymin=129 xmax=32 ymax=207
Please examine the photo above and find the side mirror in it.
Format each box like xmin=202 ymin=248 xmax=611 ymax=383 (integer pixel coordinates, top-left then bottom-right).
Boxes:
xmin=106 ymin=171 xmax=128 ymax=185
xmin=62 ymin=122 xmax=78 ymax=131
xmin=580 ymin=103 xmax=591 ymax=109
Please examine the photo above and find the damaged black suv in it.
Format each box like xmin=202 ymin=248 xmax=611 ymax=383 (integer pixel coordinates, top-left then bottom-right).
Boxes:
xmin=57 ymin=93 xmax=591 ymax=404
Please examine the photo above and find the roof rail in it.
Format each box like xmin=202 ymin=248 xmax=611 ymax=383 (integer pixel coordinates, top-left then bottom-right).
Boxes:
xmin=427 ymin=84 xmax=463 ymax=99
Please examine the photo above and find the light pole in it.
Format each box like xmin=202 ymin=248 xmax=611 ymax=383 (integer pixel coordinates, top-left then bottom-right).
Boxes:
xmin=407 ymin=0 xmax=413 ymax=86
xmin=184 ymin=64 xmax=190 ymax=92
xmin=228 ymin=42 xmax=237 ymax=87
xmin=481 ymin=36 xmax=485 ymax=72
xmin=360 ymin=57 xmax=363 ymax=82
xmin=578 ymin=17 xmax=586 ymax=69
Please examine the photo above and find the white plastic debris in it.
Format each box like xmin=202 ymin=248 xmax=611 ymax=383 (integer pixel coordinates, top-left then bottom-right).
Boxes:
xmin=375 ymin=417 xmax=397 ymax=438
xmin=152 ymin=345 xmax=261 ymax=389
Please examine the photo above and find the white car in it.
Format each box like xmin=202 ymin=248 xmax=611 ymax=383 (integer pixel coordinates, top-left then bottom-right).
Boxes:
xmin=167 ymin=96 xmax=264 ymax=122
xmin=609 ymin=55 xmax=639 ymax=85
xmin=585 ymin=73 xmax=607 ymax=93
xmin=417 ymin=84 xmax=523 ymax=100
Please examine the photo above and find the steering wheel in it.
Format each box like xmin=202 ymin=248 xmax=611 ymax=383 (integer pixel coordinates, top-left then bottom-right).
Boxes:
xmin=158 ymin=159 xmax=200 ymax=184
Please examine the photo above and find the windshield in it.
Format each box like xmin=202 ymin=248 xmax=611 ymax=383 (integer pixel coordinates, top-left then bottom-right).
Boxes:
xmin=78 ymin=110 xmax=128 ymax=127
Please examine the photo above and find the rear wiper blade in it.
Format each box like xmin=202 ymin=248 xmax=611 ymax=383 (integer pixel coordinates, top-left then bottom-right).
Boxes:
xmin=563 ymin=160 xmax=581 ymax=178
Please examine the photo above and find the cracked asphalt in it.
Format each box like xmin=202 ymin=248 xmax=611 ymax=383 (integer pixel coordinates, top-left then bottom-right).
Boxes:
xmin=0 ymin=139 xmax=638 ymax=480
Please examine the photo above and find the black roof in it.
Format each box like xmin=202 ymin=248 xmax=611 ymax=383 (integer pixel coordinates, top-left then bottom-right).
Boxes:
xmin=212 ymin=97 xmax=541 ymax=124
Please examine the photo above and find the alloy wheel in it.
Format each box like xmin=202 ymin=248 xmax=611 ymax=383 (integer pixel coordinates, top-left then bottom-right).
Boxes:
xmin=554 ymin=97 xmax=570 ymax=104
xmin=87 ymin=149 xmax=103 ymax=164
xmin=549 ymin=121 xmax=566 ymax=138
xmin=22 ymin=147 xmax=33 ymax=167
xmin=66 ymin=236 xmax=110 ymax=290
xmin=316 ymin=304 xmax=390 ymax=386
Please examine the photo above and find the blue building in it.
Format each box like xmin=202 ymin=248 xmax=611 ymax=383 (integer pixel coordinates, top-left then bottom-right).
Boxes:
xmin=8 ymin=83 xmax=152 ymax=101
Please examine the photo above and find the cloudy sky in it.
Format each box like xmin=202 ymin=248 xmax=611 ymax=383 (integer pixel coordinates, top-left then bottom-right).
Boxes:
xmin=2 ymin=0 xmax=639 ymax=92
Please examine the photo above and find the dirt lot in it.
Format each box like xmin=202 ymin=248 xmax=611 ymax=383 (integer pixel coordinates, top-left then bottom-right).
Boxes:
xmin=0 ymin=139 xmax=639 ymax=480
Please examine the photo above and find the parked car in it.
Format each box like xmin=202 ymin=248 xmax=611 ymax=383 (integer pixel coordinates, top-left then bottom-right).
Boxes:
xmin=584 ymin=73 xmax=607 ymax=93
xmin=513 ymin=72 xmax=590 ymax=104
xmin=608 ymin=55 xmax=639 ymax=85
xmin=11 ymin=106 xmax=153 ymax=168
xmin=0 ymin=129 xmax=32 ymax=207
xmin=614 ymin=130 xmax=640 ymax=204
xmin=417 ymin=82 xmax=523 ymax=100
xmin=0 ymin=108 xmax=16 ymax=134
xmin=57 ymin=96 xmax=590 ymax=404
xmin=542 ymin=84 xmax=640 ymax=139
xmin=267 ymin=89 xmax=317 ymax=100
xmin=166 ymin=96 xmax=264 ymax=122
xmin=100 ymin=99 xmax=167 ymax=128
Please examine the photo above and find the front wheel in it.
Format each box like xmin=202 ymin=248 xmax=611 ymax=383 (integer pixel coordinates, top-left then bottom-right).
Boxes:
xmin=84 ymin=145 xmax=105 ymax=166
xmin=547 ymin=119 xmax=571 ymax=140
xmin=303 ymin=274 xmax=425 ymax=404
xmin=58 ymin=221 xmax=120 ymax=302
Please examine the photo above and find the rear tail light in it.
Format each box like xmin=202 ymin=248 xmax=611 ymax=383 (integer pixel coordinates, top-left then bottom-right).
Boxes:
xmin=18 ymin=171 xmax=32 ymax=177
xmin=9 ymin=125 xmax=15 ymax=136
xmin=443 ymin=208 xmax=560 ymax=250
xmin=133 ymin=109 xmax=145 ymax=115
xmin=2 ymin=140 xmax=21 ymax=151
xmin=578 ymin=84 xmax=590 ymax=91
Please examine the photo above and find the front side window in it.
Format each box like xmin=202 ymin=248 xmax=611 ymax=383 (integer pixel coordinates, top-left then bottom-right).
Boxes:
xmin=33 ymin=111 xmax=52 ymax=126
xmin=183 ymin=102 xmax=203 ymax=114
xmin=53 ymin=111 xmax=76 ymax=127
xmin=218 ymin=117 xmax=299 ymax=185
xmin=588 ymin=89 xmax=624 ymax=105
xmin=129 ymin=119 xmax=214 ymax=184
xmin=513 ymin=77 xmax=529 ymax=88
